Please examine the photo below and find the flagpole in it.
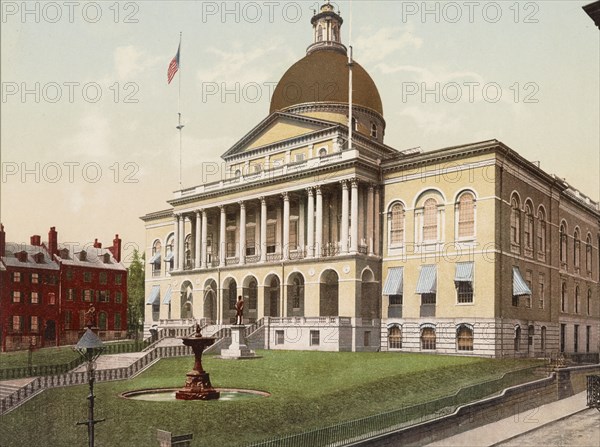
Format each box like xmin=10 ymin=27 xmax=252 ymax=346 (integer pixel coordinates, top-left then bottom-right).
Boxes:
xmin=176 ymin=31 xmax=183 ymax=190
xmin=348 ymin=1 xmax=353 ymax=151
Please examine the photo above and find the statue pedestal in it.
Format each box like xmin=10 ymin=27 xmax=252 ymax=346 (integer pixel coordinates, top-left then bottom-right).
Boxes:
xmin=220 ymin=326 xmax=259 ymax=360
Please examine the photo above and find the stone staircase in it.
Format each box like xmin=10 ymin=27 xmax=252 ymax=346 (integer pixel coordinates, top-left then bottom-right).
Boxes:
xmin=71 ymin=352 xmax=148 ymax=372
xmin=0 ymin=379 xmax=36 ymax=400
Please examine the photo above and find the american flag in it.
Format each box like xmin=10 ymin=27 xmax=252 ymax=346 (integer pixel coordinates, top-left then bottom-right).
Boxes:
xmin=167 ymin=43 xmax=180 ymax=84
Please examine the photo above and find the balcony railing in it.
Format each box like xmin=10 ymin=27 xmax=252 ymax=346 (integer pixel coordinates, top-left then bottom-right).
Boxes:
xmin=225 ymin=257 xmax=239 ymax=266
xmin=267 ymin=253 xmax=282 ymax=262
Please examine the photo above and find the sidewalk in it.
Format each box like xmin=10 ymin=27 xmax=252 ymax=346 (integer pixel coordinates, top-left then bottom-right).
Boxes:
xmin=425 ymin=391 xmax=596 ymax=447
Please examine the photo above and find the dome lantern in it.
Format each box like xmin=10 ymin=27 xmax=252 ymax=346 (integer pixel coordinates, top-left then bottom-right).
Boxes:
xmin=307 ymin=1 xmax=346 ymax=56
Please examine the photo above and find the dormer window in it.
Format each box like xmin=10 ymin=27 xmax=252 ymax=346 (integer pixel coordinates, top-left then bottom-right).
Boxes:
xmin=103 ymin=253 xmax=111 ymax=264
xmin=33 ymin=253 xmax=44 ymax=264
xmin=15 ymin=251 xmax=27 ymax=262
xmin=79 ymin=251 xmax=87 ymax=262
xmin=59 ymin=248 xmax=70 ymax=260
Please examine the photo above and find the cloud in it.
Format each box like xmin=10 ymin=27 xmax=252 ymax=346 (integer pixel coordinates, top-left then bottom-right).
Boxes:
xmin=114 ymin=45 xmax=162 ymax=81
xmin=376 ymin=63 xmax=485 ymax=86
xmin=59 ymin=113 xmax=112 ymax=159
xmin=400 ymin=106 xmax=462 ymax=134
xmin=354 ymin=26 xmax=423 ymax=65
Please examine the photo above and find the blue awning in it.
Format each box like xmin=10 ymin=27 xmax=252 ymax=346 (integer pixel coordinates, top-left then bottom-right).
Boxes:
xmin=512 ymin=267 xmax=531 ymax=296
xmin=146 ymin=285 xmax=160 ymax=305
xmin=382 ymin=267 xmax=404 ymax=295
xmin=162 ymin=286 xmax=173 ymax=304
xmin=416 ymin=265 xmax=437 ymax=294
xmin=455 ymin=262 xmax=474 ymax=282
xmin=148 ymin=253 xmax=161 ymax=264
xmin=164 ymin=251 xmax=174 ymax=262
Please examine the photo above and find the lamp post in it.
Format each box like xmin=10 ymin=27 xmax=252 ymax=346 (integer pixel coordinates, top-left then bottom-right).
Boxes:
xmin=75 ymin=327 xmax=105 ymax=447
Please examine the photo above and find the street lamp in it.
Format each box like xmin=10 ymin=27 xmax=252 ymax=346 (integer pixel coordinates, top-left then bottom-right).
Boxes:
xmin=75 ymin=328 xmax=105 ymax=447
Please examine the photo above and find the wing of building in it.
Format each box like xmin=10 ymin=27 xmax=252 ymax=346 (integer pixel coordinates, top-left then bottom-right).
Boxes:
xmin=141 ymin=2 xmax=600 ymax=358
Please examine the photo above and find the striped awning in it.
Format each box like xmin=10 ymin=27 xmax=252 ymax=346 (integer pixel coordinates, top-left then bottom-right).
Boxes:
xmin=382 ymin=267 xmax=404 ymax=295
xmin=416 ymin=265 xmax=437 ymax=294
xmin=164 ymin=251 xmax=174 ymax=262
xmin=455 ymin=262 xmax=474 ymax=282
xmin=146 ymin=285 xmax=160 ymax=305
xmin=512 ymin=267 xmax=532 ymax=296
xmin=162 ymin=286 xmax=173 ymax=304
xmin=148 ymin=253 xmax=161 ymax=264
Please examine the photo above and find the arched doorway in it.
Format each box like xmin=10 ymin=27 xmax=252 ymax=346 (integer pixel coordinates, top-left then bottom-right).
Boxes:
xmin=203 ymin=279 xmax=217 ymax=324
xmin=243 ymin=276 xmax=259 ymax=323
xmin=223 ymin=278 xmax=237 ymax=324
xmin=180 ymin=281 xmax=194 ymax=319
xmin=360 ymin=269 xmax=379 ymax=319
xmin=264 ymin=274 xmax=280 ymax=317
xmin=320 ymin=270 xmax=339 ymax=316
xmin=287 ymin=272 xmax=305 ymax=317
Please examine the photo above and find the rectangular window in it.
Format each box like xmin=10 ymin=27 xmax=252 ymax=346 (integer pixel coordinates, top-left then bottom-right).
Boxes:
xmin=98 ymin=290 xmax=109 ymax=303
xmin=30 ymin=316 xmax=39 ymax=333
xmin=114 ymin=313 xmax=121 ymax=331
xmin=525 ymin=270 xmax=532 ymax=308
xmin=267 ymin=223 xmax=276 ymax=253
xmin=560 ymin=324 xmax=566 ymax=353
xmin=65 ymin=311 xmax=72 ymax=330
xmin=586 ymin=326 xmax=591 ymax=353
xmin=456 ymin=282 xmax=473 ymax=304
xmin=67 ymin=289 xmax=74 ymax=301
xmin=48 ymin=293 xmax=56 ymax=305
xmin=421 ymin=293 xmax=436 ymax=305
xmin=31 ymin=292 xmax=39 ymax=304
xmin=115 ymin=274 xmax=122 ymax=285
xmin=538 ymin=274 xmax=545 ymax=309
xmin=31 ymin=273 xmax=39 ymax=284
xmin=275 ymin=330 xmax=284 ymax=345
xmin=12 ymin=291 xmax=21 ymax=303
xmin=389 ymin=295 xmax=403 ymax=305
xmin=513 ymin=294 xmax=519 ymax=307
xmin=13 ymin=272 xmax=21 ymax=282
xmin=99 ymin=272 xmax=107 ymax=285
xmin=12 ymin=316 xmax=23 ymax=333
xmin=226 ymin=229 xmax=236 ymax=257
xmin=310 ymin=330 xmax=320 ymax=346
xmin=115 ymin=291 xmax=122 ymax=304
xmin=289 ymin=220 xmax=298 ymax=249
xmin=246 ymin=235 xmax=256 ymax=256
xmin=83 ymin=289 xmax=92 ymax=302
xmin=66 ymin=269 xmax=73 ymax=281
xmin=84 ymin=272 xmax=92 ymax=283
xmin=46 ymin=274 xmax=57 ymax=285
xmin=574 ymin=325 xmax=579 ymax=353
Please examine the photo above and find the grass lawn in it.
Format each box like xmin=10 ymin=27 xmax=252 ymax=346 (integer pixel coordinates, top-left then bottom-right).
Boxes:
xmin=0 ymin=345 xmax=81 ymax=369
xmin=0 ymin=351 xmax=543 ymax=446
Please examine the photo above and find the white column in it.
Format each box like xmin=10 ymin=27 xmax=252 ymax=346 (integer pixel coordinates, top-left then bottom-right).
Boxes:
xmin=307 ymin=188 xmax=315 ymax=258
xmin=260 ymin=197 xmax=267 ymax=262
xmin=282 ymin=192 xmax=290 ymax=261
xmin=299 ymin=200 xmax=305 ymax=255
xmin=315 ymin=186 xmax=323 ymax=258
xmin=173 ymin=214 xmax=179 ymax=270
xmin=195 ymin=211 xmax=201 ymax=268
xmin=239 ymin=201 xmax=246 ymax=265
xmin=350 ymin=179 xmax=359 ymax=253
xmin=367 ymin=185 xmax=374 ymax=255
xmin=178 ymin=214 xmax=185 ymax=269
xmin=201 ymin=209 xmax=208 ymax=268
xmin=219 ymin=206 xmax=226 ymax=267
xmin=340 ymin=180 xmax=349 ymax=254
xmin=374 ymin=187 xmax=380 ymax=256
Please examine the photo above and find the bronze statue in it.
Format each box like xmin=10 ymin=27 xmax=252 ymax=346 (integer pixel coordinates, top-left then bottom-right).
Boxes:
xmin=235 ymin=296 xmax=244 ymax=325
xmin=84 ymin=304 xmax=97 ymax=328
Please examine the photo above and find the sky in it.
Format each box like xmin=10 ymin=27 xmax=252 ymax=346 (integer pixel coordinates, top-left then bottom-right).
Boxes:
xmin=1 ymin=0 xmax=599 ymax=265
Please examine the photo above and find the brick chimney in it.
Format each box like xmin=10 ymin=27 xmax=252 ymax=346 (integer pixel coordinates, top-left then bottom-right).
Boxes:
xmin=48 ymin=227 xmax=58 ymax=256
xmin=0 ymin=224 xmax=5 ymax=257
xmin=30 ymin=235 xmax=41 ymax=246
xmin=93 ymin=238 xmax=102 ymax=249
xmin=110 ymin=234 xmax=122 ymax=262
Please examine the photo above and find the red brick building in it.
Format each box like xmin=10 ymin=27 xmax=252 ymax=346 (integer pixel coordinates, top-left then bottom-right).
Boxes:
xmin=0 ymin=225 xmax=128 ymax=351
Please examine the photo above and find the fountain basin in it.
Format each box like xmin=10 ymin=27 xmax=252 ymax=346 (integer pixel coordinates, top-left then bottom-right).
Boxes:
xmin=120 ymin=388 xmax=270 ymax=402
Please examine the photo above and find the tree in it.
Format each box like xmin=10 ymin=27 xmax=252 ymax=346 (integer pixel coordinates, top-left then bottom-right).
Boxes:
xmin=127 ymin=249 xmax=145 ymax=339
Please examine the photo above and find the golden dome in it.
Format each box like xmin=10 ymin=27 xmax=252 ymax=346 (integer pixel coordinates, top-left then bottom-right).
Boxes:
xmin=269 ymin=49 xmax=383 ymax=117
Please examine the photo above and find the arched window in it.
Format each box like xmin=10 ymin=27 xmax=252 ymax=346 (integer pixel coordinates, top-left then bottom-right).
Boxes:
xmin=184 ymin=234 xmax=192 ymax=270
xmin=524 ymin=202 xmax=534 ymax=255
xmin=332 ymin=24 xmax=338 ymax=41
xmin=574 ymin=229 xmax=581 ymax=270
xmin=423 ymin=198 xmax=438 ymax=241
xmin=317 ymin=25 xmax=323 ymax=41
xmin=388 ymin=325 xmax=402 ymax=349
xmin=247 ymin=279 xmax=258 ymax=311
xmin=389 ymin=203 xmax=405 ymax=246
xmin=561 ymin=282 xmax=567 ymax=312
xmin=421 ymin=327 xmax=436 ymax=350
xmin=537 ymin=207 xmax=546 ymax=259
xmin=541 ymin=326 xmax=547 ymax=352
xmin=510 ymin=196 xmax=521 ymax=247
xmin=457 ymin=192 xmax=475 ymax=239
xmin=514 ymin=325 xmax=521 ymax=352
xmin=457 ymin=325 xmax=474 ymax=351
xmin=586 ymin=234 xmax=592 ymax=273
xmin=165 ymin=234 xmax=175 ymax=272
xmin=560 ymin=222 xmax=567 ymax=265
xmin=152 ymin=240 xmax=162 ymax=276
xmin=575 ymin=286 xmax=580 ymax=314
